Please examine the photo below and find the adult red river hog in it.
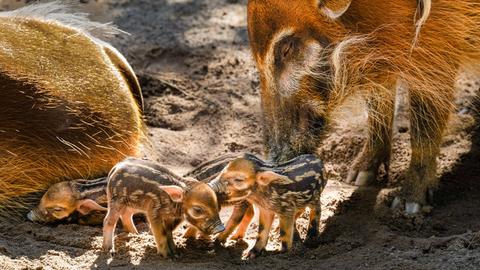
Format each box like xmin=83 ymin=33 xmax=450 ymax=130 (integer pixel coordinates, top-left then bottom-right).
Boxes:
xmin=247 ymin=0 xmax=480 ymax=214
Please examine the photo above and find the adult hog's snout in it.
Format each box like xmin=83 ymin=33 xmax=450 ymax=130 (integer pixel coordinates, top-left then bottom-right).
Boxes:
xmin=247 ymin=0 xmax=342 ymax=161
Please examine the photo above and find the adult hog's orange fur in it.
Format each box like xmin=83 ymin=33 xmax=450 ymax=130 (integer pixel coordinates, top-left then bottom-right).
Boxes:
xmin=247 ymin=0 xmax=480 ymax=214
xmin=0 ymin=3 xmax=144 ymax=218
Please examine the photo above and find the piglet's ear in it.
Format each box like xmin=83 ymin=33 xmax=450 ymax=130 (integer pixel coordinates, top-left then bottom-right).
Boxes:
xmin=160 ymin=185 xmax=184 ymax=203
xmin=319 ymin=0 xmax=352 ymax=19
xmin=76 ymin=199 xmax=107 ymax=215
xmin=256 ymin=171 xmax=286 ymax=186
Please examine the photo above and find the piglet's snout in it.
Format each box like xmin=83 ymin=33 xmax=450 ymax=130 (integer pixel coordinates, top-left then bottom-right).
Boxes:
xmin=208 ymin=178 xmax=227 ymax=195
xmin=27 ymin=211 xmax=34 ymax=221
xmin=27 ymin=209 xmax=42 ymax=222
xmin=209 ymin=218 xmax=225 ymax=234
xmin=212 ymin=223 xmax=225 ymax=234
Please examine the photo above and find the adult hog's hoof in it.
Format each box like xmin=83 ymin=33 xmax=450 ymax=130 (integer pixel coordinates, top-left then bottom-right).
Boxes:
xmin=390 ymin=196 xmax=403 ymax=209
xmin=391 ymin=196 xmax=432 ymax=215
xmin=405 ymin=202 xmax=421 ymax=214
xmin=346 ymin=169 xmax=358 ymax=184
xmin=346 ymin=169 xmax=376 ymax=186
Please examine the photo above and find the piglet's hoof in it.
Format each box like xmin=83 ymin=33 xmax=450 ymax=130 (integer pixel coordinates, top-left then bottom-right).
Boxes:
xmin=157 ymin=251 xmax=171 ymax=259
xmin=279 ymin=245 xmax=289 ymax=254
xmin=102 ymin=248 xmax=116 ymax=256
xmin=213 ymin=238 xmax=225 ymax=247
xmin=215 ymin=233 xmax=228 ymax=244
xmin=229 ymin=233 xmax=245 ymax=242
xmin=246 ymin=248 xmax=263 ymax=259
xmin=304 ymin=237 xmax=321 ymax=248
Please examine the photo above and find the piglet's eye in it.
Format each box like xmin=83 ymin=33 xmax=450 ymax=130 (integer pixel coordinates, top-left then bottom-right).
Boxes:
xmin=48 ymin=207 xmax=65 ymax=212
xmin=233 ymin=178 xmax=244 ymax=183
xmin=193 ymin=206 xmax=204 ymax=215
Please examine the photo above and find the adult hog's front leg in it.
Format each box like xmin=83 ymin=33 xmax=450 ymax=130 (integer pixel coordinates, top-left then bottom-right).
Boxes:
xmin=393 ymin=86 xmax=453 ymax=214
xmin=347 ymin=84 xmax=395 ymax=186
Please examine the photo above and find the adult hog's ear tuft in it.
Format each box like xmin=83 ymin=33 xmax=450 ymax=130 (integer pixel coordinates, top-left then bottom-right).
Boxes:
xmin=76 ymin=199 xmax=107 ymax=215
xmin=318 ymin=0 xmax=352 ymax=20
xmin=256 ymin=171 xmax=287 ymax=186
xmin=160 ymin=185 xmax=184 ymax=203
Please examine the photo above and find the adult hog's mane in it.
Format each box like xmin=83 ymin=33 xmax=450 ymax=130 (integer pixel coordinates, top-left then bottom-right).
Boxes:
xmin=0 ymin=1 xmax=124 ymax=38
xmin=413 ymin=0 xmax=431 ymax=47
xmin=321 ymin=0 xmax=480 ymax=144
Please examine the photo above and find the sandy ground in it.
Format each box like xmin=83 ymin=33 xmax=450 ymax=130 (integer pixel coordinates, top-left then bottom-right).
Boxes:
xmin=1 ymin=0 xmax=480 ymax=269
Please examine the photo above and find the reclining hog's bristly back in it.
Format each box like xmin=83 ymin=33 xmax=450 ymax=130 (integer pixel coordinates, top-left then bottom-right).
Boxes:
xmin=0 ymin=1 xmax=125 ymax=38
xmin=74 ymin=177 xmax=108 ymax=193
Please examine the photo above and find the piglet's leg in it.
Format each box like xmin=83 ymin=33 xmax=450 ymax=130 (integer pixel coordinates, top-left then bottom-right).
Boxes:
xmin=293 ymin=210 xmax=304 ymax=242
xmin=247 ymin=208 xmax=274 ymax=259
xmin=279 ymin=214 xmax=295 ymax=252
xmin=120 ymin=208 xmax=138 ymax=234
xmin=217 ymin=202 xmax=250 ymax=242
xmin=103 ymin=205 xmax=121 ymax=253
xmin=166 ymin=227 xmax=176 ymax=257
xmin=305 ymin=204 xmax=321 ymax=247
xmin=149 ymin=216 xmax=170 ymax=258
xmin=230 ymin=202 xmax=254 ymax=241
xmin=183 ymin=226 xmax=198 ymax=239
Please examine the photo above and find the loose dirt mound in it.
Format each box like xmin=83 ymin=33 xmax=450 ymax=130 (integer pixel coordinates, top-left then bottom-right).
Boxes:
xmin=1 ymin=0 xmax=480 ymax=269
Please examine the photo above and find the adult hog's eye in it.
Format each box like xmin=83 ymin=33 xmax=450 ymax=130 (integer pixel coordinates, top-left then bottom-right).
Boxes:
xmin=274 ymin=35 xmax=301 ymax=68
xmin=282 ymin=40 xmax=294 ymax=58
